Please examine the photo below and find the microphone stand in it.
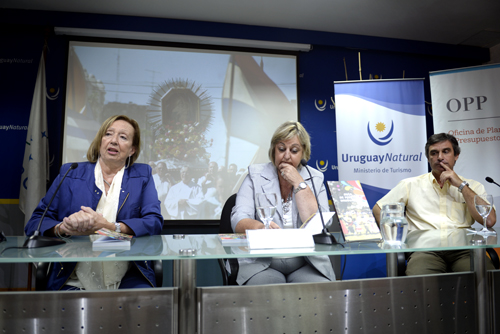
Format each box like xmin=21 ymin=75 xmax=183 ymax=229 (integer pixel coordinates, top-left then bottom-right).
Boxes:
xmin=300 ymin=159 xmax=338 ymax=245
xmin=23 ymin=163 xmax=78 ymax=249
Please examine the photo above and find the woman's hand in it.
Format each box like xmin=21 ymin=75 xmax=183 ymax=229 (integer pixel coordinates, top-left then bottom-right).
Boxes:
xmin=235 ymin=218 xmax=281 ymax=232
xmin=60 ymin=206 xmax=110 ymax=236
xmin=278 ymin=162 xmax=303 ymax=187
xmin=262 ymin=221 xmax=280 ymax=229
xmin=279 ymin=162 xmax=321 ymax=223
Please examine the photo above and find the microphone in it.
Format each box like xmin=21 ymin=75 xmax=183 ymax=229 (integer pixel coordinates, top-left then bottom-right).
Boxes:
xmin=23 ymin=163 xmax=78 ymax=249
xmin=486 ymin=177 xmax=500 ymax=188
xmin=300 ymin=159 xmax=337 ymax=245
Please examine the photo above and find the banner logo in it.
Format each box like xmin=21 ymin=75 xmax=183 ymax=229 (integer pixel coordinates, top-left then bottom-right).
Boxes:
xmin=335 ymin=79 xmax=427 ymax=191
xmin=316 ymin=160 xmax=328 ymax=172
xmin=367 ymin=121 xmax=394 ymax=146
xmin=446 ymin=96 xmax=487 ymax=112
xmin=47 ymin=87 xmax=60 ymax=101
xmin=314 ymin=99 xmax=327 ymax=111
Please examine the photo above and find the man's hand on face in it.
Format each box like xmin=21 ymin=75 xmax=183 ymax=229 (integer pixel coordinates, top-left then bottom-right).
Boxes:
xmin=438 ymin=162 xmax=462 ymax=188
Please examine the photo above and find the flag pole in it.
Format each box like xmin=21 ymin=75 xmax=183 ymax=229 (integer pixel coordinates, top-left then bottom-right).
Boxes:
xmin=224 ymin=55 xmax=236 ymax=170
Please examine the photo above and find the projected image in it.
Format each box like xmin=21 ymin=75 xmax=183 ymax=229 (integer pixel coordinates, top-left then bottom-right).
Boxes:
xmin=63 ymin=41 xmax=297 ymax=221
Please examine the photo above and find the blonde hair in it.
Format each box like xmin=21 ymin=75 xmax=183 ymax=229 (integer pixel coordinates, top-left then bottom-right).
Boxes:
xmin=268 ymin=121 xmax=311 ymax=164
xmin=87 ymin=115 xmax=141 ymax=166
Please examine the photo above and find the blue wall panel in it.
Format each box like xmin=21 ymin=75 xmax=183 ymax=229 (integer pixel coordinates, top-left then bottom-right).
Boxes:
xmin=0 ymin=9 xmax=487 ymax=282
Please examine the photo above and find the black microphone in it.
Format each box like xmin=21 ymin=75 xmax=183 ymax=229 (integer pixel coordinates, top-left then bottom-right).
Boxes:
xmin=23 ymin=163 xmax=78 ymax=249
xmin=486 ymin=177 xmax=500 ymax=188
xmin=300 ymin=159 xmax=337 ymax=245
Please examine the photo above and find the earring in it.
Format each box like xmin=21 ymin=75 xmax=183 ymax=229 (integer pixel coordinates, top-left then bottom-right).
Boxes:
xmin=125 ymin=155 xmax=131 ymax=169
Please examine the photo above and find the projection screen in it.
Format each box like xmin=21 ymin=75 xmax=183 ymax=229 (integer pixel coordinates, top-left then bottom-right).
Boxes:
xmin=63 ymin=40 xmax=298 ymax=222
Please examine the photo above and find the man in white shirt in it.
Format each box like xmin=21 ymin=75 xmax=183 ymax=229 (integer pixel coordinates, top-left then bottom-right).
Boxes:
xmin=372 ymin=133 xmax=496 ymax=275
xmin=198 ymin=161 xmax=218 ymax=195
xmin=165 ymin=166 xmax=203 ymax=219
xmin=202 ymin=176 xmax=229 ymax=219
xmin=154 ymin=162 xmax=171 ymax=200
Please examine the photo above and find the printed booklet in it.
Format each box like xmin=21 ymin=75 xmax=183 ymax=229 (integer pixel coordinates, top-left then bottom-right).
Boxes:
xmin=218 ymin=233 xmax=248 ymax=246
xmin=327 ymin=180 xmax=382 ymax=242
xmin=92 ymin=228 xmax=133 ymax=250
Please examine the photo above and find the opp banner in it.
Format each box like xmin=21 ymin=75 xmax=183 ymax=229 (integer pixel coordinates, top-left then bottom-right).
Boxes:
xmin=334 ymin=79 xmax=428 ymax=206
xmin=430 ymin=64 xmax=500 ymax=205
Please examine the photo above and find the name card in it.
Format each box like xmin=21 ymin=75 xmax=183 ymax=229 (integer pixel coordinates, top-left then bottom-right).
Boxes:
xmin=249 ymin=247 xmax=315 ymax=255
xmin=246 ymin=229 xmax=315 ymax=249
xmin=300 ymin=212 xmax=336 ymax=234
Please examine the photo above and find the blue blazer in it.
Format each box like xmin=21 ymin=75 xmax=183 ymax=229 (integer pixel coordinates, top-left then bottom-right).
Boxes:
xmin=230 ymin=162 xmax=335 ymax=285
xmin=25 ymin=162 xmax=163 ymax=290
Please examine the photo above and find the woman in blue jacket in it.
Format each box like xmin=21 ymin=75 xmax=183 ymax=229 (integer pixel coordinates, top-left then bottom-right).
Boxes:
xmin=25 ymin=115 xmax=163 ymax=290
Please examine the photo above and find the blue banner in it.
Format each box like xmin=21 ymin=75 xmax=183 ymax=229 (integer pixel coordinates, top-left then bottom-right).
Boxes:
xmin=0 ymin=35 xmax=44 ymax=200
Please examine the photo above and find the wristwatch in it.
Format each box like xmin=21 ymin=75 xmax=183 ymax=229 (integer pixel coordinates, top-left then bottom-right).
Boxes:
xmin=294 ymin=182 xmax=307 ymax=194
xmin=114 ymin=222 xmax=121 ymax=233
xmin=458 ymin=181 xmax=469 ymax=193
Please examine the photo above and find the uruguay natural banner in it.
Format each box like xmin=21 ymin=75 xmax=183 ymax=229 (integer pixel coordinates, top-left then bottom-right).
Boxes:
xmin=334 ymin=79 xmax=428 ymax=206
xmin=430 ymin=64 xmax=500 ymax=205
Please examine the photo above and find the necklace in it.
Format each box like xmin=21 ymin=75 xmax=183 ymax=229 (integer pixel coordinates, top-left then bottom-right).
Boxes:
xmin=282 ymin=192 xmax=292 ymax=215
xmin=102 ymin=170 xmax=114 ymax=188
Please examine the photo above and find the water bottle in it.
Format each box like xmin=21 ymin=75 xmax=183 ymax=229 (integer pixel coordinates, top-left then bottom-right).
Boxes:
xmin=380 ymin=203 xmax=408 ymax=245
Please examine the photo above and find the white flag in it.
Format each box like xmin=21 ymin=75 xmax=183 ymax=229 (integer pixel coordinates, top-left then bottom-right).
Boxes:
xmin=19 ymin=53 xmax=49 ymax=227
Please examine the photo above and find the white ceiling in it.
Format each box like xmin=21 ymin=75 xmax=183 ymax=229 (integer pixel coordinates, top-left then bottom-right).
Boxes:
xmin=3 ymin=0 xmax=500 ymax=47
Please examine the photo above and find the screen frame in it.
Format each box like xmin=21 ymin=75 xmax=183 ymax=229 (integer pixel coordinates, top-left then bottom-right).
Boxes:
xmin=59 ymin=35 xmax=301 ymax=227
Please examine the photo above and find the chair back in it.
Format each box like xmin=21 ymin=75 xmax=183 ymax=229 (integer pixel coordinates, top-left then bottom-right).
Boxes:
xmin=219 ymin=193 xmax=237 ymax=233
xmin=218 ymin=193 xmax=239 ymax=285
